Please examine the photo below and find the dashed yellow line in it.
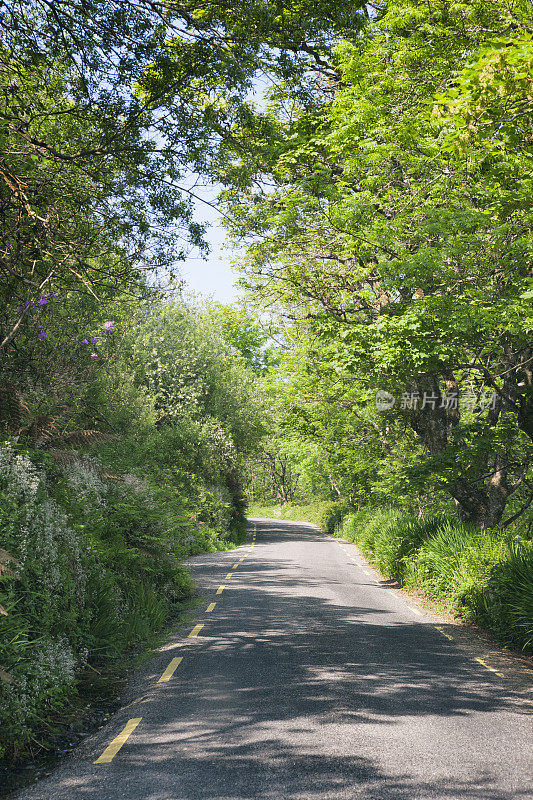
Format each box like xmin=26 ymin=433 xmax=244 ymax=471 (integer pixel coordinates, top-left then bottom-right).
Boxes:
xmin=225 ymin=572 xmax=233 ymax=579
xmin=216 ymin=585 xmax=225 ymax=595
xmin=231 ymin=563 xmax=239 ymax=569
xmin=239 ymin=557 xmax=245 ymax=562
xmin=435 ymin=626 xmax=454 ymax=641
xmin=475 ymin=657 xmax=504 ymax=678
xmin=205 ymin=602 xmax=216 ymax=613
xmin=157 ymin=657 xmax=183 ymax=683
xmin=189 ymin=624 xmax=204 ymax=637
xmin=94 ymin=718 xmax=142 ymax=764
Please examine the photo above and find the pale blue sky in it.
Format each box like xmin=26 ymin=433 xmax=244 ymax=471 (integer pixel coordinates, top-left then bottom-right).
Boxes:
xmin=179 ymin=197 xmax=242 ymax=304
xmin=178 ymin=79 xmax=271 ymax=304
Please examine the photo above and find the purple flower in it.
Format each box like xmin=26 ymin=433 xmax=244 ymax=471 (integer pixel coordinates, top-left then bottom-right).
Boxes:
xmin=38 ymin=331 xmax=47 ymax=341
xmin=90 ymin=352 xmax=98 ymax=358
xmin=82 ymin=339 xmax=89 ymax=344
xmin=37 ymin=294 xmax=48 ymax=305
xmin=90 ymin=337 xmax=98 ymax=344
xmin=104 ymin=321 xmax=113 ymax=332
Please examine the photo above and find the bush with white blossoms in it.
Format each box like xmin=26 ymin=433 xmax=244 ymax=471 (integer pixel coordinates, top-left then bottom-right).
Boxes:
xmin=61 ymin=459 xmax=107 ymax=507
xmin=0 ymin=441 xmax=195 ymax=761
xmin=0 ymin=441 xmax=41 ymax=500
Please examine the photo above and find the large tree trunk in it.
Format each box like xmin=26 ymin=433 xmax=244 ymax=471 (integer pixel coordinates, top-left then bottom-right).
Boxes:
xmin=448 ymin=460 xmax=510 ymax=529
xmin=405 ymin=372 xmax=514 ymax=528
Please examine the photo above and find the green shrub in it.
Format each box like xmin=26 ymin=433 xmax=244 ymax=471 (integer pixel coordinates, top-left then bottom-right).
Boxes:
xmin=317 ymin=500 xmax=351 ymax=534
xmin=0 ymin=440 xmax=211 ymax=762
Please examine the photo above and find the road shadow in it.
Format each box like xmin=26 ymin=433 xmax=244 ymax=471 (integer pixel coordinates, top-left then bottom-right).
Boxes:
xmin=14 ymin=519 xmax=532 ymax=800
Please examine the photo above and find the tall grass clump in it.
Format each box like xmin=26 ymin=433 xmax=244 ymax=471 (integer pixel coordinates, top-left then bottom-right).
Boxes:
xmin=404 ymin=522 xmax=510 ymax=611
xmin=474 ymin=543 xmax=533 ymax=652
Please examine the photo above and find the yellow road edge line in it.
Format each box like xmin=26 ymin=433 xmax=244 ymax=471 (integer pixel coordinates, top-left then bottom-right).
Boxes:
xmin=94 ymin=718 xmax=142 ymax=764
xmin=189 ymin=624 xmax=204 ymax=637
xmin=157 ymin=656 xmax=183 ymax=683
xmin=216 ymin=585 xmax=225 ymax=595
xmin=475 ymin=657 xmax=504 ymax=677
xmin=206 ymin=602 xmax=216 ymax=613
xmin=408 ymin=606 xmax=422 ymax=616
xmin=434 ymin=626 xmax=454 ymax=641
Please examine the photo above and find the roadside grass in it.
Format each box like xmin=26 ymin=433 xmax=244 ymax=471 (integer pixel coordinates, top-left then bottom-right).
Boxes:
xmin=0 ymin=441 xmax=245 ymax=766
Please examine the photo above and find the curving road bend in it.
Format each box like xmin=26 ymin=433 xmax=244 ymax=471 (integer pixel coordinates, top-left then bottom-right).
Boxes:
xmin=15 ymin=519 xmax=533 ymax=800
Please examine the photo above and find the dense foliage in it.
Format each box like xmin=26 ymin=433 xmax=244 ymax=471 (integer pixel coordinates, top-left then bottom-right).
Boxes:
xmin=1 ymin=0 xmax=532 ymax=768
xmin=0 ymin=298 xmax=265 ymax=760
xmin=238 ymin=2 xmax=532 ymax=649
xmin=229 ymin=1 xmax=532 ymax=532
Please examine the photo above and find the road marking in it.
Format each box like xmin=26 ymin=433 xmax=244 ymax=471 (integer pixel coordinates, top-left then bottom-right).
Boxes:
xmin=362 ymin=568 xmax=371 ymax=576
xmin=232 ymin=563 xmax=239 ymax=569
xmin=225 ymin=572 xmax=234 ymax=579
xmin=239 ymin=557 xmax=245 ymax=562
xmin=189 ymin=624 xmax=204 ymax=637
xmin=157 ymin=657 xmax=183 ymax=683
xmin=435 ymin=626 xmax=454 ymax=641
xmin=216 ymin=585 xmax=225 ymax=595
xmin=408 ymin=606 xmax=422 ymax=616
xmin=475 ymin=657 xmax=504 ymax=678
xmin=205 ymin=602 xmax=216 ymax=612
xmin=94 ymin=718 xmax=142 ymax=764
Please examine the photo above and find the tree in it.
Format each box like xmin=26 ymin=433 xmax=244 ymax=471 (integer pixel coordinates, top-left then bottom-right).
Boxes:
xmin=220 ymin=0 xmax=533 ymax=527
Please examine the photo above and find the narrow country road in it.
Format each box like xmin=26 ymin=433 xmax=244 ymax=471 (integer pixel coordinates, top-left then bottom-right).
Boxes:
xmin=16 ymin=519 xmax=532 ymax=800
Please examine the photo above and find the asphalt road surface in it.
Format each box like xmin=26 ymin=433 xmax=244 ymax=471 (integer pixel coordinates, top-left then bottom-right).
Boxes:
xmin=15 ymin=519 xmax=533 ymax=800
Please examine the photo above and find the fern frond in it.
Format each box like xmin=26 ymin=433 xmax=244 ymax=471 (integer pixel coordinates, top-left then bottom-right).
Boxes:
xmin=26 ymin=415 xmax=62 ymax=444
xmin=52 ymin=430 xmax=118 ymax=447
xmin=0 ymin=384 xmax=30 ymax=432
xmin=50 ymin=449 xmax=84 ymax=467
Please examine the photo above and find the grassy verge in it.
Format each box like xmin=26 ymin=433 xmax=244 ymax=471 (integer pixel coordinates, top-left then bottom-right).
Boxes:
xmin=247 ymin=500 xmax=348 ymax=532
